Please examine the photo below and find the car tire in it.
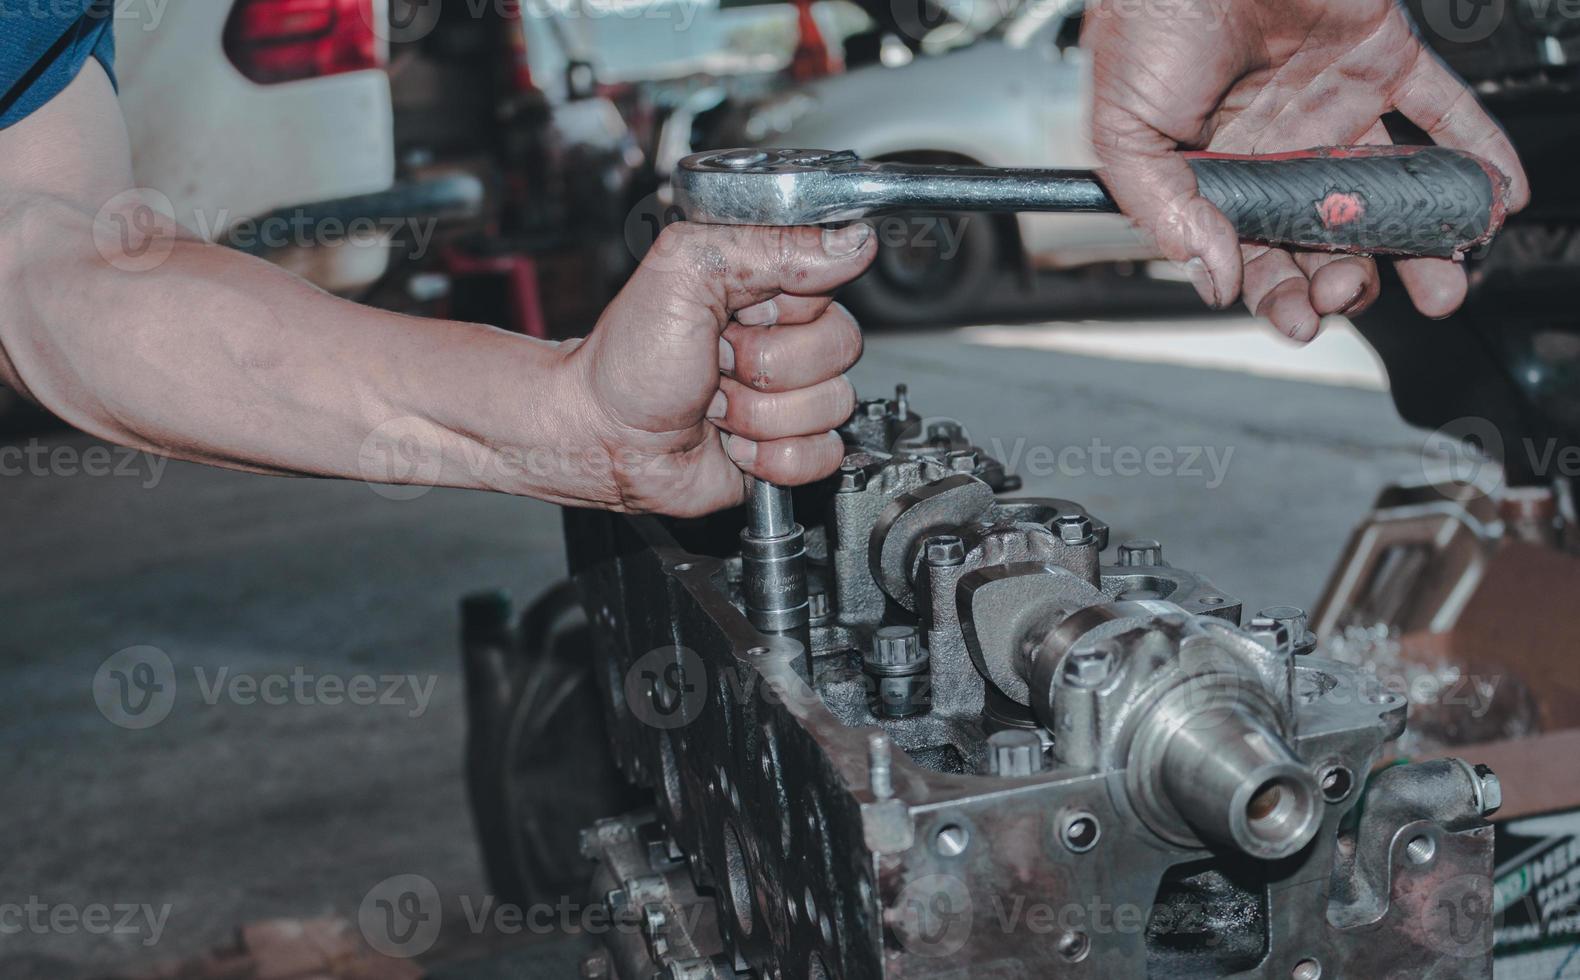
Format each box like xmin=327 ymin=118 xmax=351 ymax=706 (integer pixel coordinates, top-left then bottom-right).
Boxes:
xmin=840 ymin=210 xmax=1000 ymax=327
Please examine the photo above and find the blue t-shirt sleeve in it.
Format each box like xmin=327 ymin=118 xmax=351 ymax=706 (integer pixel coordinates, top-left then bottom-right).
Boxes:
xmin=0 ymin=0 xmax=117 ymax=130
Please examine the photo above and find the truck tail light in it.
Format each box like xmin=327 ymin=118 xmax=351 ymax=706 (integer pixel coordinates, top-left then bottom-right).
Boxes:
xmin=224 ymin=0 xmax=387 ymax=85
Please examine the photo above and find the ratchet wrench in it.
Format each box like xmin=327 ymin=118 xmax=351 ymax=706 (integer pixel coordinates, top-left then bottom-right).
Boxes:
xmin=677 ymin=145 xmax=1511 ymax=644
xmin=675 ymin=145 xmax=1510 ymax=258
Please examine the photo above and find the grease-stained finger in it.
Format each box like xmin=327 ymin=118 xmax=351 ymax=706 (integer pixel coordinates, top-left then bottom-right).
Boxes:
xmin=722 ymin=302 xmax=863 ymax=392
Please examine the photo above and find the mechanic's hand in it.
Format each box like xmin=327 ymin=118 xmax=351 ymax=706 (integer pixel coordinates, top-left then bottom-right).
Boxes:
xmin=560 ymin=221 xmax=874 ymax=516
xmin=1084 ymin=0 xmax=1529 ymax=341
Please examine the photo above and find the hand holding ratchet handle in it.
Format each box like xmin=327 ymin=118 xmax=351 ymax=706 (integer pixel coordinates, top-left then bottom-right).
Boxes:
xmin=675 ymin=146 xmax=1510 ymax=260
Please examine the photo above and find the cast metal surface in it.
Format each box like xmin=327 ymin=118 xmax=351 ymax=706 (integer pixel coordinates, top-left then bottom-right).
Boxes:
xmin=561 ymin=387 xmax=1499 ymax=978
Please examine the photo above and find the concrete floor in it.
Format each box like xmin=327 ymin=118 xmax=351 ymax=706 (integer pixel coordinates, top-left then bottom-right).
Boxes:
xmin=0 ymin=322 xmax=1435 ymax=979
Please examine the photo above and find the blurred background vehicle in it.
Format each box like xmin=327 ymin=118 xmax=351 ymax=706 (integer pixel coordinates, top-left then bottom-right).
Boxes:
xmin=116 ymin=0 xmax=400 ymax=295
xmin=737 ymin=0 xmax=1162 ymax=323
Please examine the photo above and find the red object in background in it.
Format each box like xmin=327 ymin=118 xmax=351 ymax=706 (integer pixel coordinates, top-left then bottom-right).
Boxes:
xmin=443 ymin=248 xmax=549 ymax=339
xmin=224 ymin=0 xmax=386 ymax=85
xmin=496 ymin=0 xmax=538 ymax=93
xmin=789 ymin=0 xmax=837 ymax=81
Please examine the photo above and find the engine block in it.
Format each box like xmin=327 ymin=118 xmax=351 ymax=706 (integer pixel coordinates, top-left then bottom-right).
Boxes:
xmin=564 ymin=386 xmax=1500 ymax=979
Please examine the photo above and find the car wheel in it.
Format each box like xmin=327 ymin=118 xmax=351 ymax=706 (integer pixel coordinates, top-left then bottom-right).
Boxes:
xmin=841 ymin=210 xmax=1000 ymax=326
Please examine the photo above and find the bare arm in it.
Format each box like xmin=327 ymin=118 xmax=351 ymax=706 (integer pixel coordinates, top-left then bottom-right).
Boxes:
xmin=0 ymin=62 xmax=874 ymax=514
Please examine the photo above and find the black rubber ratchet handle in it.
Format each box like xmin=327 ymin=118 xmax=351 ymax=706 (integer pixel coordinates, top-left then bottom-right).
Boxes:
xmin=676 ymin=145 xmax=1509 ymax=258
xmin=1183 ymin=145 xmax=1509 ymax=259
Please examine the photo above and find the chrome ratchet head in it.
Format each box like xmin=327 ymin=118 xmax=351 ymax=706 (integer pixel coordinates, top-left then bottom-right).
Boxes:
xmin=674 ymin=146 xmax=1116 ymax=227
xmin=673 ymin=148 xmax=871 ymax=226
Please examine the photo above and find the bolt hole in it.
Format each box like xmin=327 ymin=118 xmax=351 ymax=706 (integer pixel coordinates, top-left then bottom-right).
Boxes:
xmin=746 ymin=645 xmax=771 ymax=657
xmin=1319 ymin=765 xmax=1353 ymax=803
xmin=1291 ymin=957 xmax=1322 ymax=980
xmin=1201 ymin=594 xmax=1224 ymax=605
xmin=934 ymin=823 xmax=969 ymax=857
xmin=1061 ymin=812 xmax=1101 ymax=853
xmin=1056 ymin=930 xmax=1089 ymax=962
xmin=1405 ymin=834 xmax=1436 ymax=866
xmin=672 ymin=561 xmax=695 ymax=572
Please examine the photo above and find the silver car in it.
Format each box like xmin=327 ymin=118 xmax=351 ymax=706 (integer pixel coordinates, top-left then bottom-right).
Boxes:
xmin=745 ymin=1 xmax=1153 ymax=322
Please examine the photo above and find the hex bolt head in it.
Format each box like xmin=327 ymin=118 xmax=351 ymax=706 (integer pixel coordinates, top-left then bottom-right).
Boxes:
xmin=1056 ymin=513 xmax=1094 ymax=545
xmin=987 ymin=729 xmax=1045 ymax=777
xmin=947 ymin=449 xmax=978 ymax=473
xmin=925 ymin=534 xmax=966 ymax=567
xmin=604 ymin=886 xmax=629 ymax=912
xmin=580 ymin=952 xmax=611 ymax=979
xmin=1475 ymin=764 xmax=1502 ymax=816
xmin=1062 ymin=640 xmax=1116 ymax=687
xmin=641 ymin=904 xmax=668 ymax=936
xmin=863 ymin=399 xmax=889 ymax=420
xmin=1247 ymin=615 xmax=1291 ymax=654
xmin=837 ymin=464 xmax=868 ymax=493
xmin=1117 ymin=539 xmax=1163 ymax=566
xmin=869 ymin=624 xmax=923 ymax=667
xmin=1257 ymin=605 xmax=1317 ymax=655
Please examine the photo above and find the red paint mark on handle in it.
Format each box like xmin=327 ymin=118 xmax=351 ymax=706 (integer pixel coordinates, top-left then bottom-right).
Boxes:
xmin=1317 ymin=192 xmax=1366 ymax=229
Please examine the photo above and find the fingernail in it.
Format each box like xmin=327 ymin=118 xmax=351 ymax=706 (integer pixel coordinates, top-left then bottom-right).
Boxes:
xmin=822 ymin=222 xmax=872 ymax=257
xmin=1340 ymin=283 xmax=1368 ymax=317
xmin=736 ymin=298 xmax=778 ymax=327
xmin=1183 ymin=257 xmax=1222 ymax=309
xmin=706 ymin=390 xmax=728 ymax=420
xmin=718 ymin=337 xmax=736 ymax=373
xmin=725 ymin=434 xmax=758 ymax=466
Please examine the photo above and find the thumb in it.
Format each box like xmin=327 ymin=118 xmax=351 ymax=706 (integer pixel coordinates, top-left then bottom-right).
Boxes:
xmin=1092 ymin=109 xmax=1242 ymax=308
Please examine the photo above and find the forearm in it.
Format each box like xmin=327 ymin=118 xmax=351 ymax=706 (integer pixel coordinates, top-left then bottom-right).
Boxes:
xmin=0 ymin=195 xmax=614 ymax=504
